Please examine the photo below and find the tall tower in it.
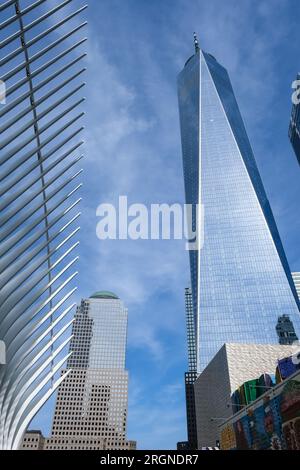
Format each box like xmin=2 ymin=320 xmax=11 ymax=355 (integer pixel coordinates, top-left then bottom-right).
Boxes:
xmin=177 ymin=39 xmax=300 ymax=373
xmin=40 ymin=292 xmax=136 ymax=450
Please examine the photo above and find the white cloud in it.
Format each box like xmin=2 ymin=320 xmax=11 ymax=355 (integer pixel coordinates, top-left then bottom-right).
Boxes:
xmin=29 ymin=0 xmax=300 ymax=449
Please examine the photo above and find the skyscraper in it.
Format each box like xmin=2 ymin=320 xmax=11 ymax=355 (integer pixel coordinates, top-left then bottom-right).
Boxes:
xmin=0 ymin=0 xmax=86 ymax=449
xmin=289 ymin=73 xmax=300 ymax=165
xmin=177 ymin=38 xmax=300 ymax=373
xmin=21 ymin=292 xmax=136 ymax=450
xmin=185 ymin=288 xmax=197 ymax=372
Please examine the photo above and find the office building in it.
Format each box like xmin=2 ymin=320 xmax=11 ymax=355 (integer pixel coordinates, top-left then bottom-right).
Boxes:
xmin=289 ymin=73 xmax=300 ymax=165
xmin=275 ymin=275 xmax=300 ymax=344
xmin=194 ymin=343 xmax=298 ymax=448
xmin=177 ymin=37 xmax=300 ymax=373
xmin=182 ymin=288 xmax=198 ymax=449
xmin=0 ymin=0 xmax=85 ymax=449
xmin=21 ymin=292 xmax=136 ymax=450
xmin=219 ymin=370 xmax=300 ymax=450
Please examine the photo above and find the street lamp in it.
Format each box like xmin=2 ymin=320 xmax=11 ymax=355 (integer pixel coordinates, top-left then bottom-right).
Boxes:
xmin=210 ymin=417 xmax=228 ymax=422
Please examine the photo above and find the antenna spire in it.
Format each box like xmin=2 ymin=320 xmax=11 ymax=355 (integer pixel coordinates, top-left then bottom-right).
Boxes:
xmin=193 ymin=32 xmax=200 ymax=53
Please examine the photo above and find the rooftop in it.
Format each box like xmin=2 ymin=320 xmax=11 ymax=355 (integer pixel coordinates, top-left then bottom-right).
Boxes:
xmin=89 ymin=291 xmax=119 ymax=300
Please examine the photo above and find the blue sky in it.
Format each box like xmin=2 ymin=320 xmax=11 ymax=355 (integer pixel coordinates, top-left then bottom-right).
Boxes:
xmin=28 ymin=0 xmax=300 ymax=449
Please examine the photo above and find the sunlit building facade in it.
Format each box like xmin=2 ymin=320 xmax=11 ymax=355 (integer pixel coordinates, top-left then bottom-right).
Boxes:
xmin=194 ymin=343 xmax=297 ymax=448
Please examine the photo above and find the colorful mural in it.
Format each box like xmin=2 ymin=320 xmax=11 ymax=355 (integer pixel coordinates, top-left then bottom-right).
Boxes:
xmin=220 ymin=372 xmax=300 ymax=450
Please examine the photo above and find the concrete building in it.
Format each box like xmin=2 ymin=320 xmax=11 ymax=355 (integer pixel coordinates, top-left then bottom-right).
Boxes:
xmin=273 ymin=273 xmax=300 ymax=345
xmin=21 ymin=292 xmax=136 ymax=450
xmin=194 ymin=343 xmax=299 ymax=448
xmin=21 ymin=428 xmax=136 ymax=451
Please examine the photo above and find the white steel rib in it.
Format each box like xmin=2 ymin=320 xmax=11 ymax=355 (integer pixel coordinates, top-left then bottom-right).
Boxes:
xmin=0 ymin=0 xmax=86 ymax=449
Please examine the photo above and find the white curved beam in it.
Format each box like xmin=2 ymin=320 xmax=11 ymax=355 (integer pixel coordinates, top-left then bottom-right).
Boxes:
xmin=0 ymin=0 xmax=86 ymax=450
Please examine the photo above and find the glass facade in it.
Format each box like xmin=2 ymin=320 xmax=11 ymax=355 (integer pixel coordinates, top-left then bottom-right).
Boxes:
xmin=0 ymin=0 xmax=86 ymax=450
xmin=178 ymin=49 xmax=300 ymax=373
xmin=68 ymin=296 xmax=127 ymax=370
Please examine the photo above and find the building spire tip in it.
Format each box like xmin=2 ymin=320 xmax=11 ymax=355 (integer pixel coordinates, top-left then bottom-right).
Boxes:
xmin=193 ymin=32 xmax=200 ymax=53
